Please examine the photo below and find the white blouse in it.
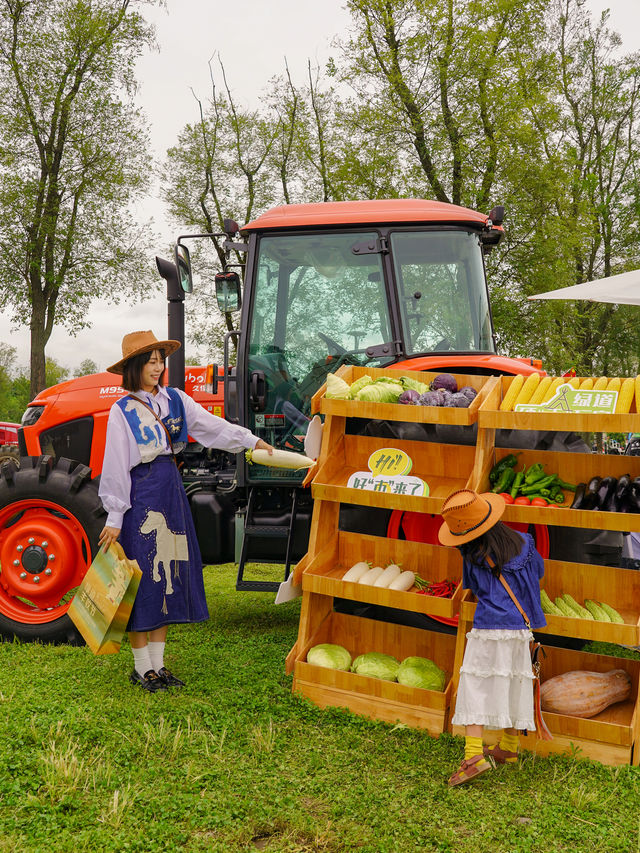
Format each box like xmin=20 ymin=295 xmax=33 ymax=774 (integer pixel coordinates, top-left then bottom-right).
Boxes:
xmin=99 ymin=385 xmax=258 ymax=529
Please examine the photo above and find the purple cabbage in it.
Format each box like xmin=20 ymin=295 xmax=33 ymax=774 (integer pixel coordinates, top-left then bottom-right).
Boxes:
xmin=418 ymin=391 xmax=442 ymax=407
xmin=437 ymin=389 xmax=455 ymax=406
xmin=459 ymin=385 xmax=477 ymax=402
xmin=450 ymin=392 xmax=470 ymax=408
xmin=431 ymin=373 xmax=458 ymax=393
xmin=398 ymin=389 xmax=421 ymax=405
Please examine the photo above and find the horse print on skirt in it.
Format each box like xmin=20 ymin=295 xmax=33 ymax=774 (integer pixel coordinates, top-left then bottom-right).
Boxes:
xmin=140 ymin=509 xmax=189 ymax=596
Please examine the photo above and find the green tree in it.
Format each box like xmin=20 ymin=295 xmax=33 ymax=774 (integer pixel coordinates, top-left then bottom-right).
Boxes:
xmin=73 ymin=358 xmax=99 ymax=377
xmin=0 ymin=0 xmax=159 ymax=400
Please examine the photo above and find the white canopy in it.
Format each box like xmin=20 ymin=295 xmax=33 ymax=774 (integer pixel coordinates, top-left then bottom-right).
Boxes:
xmin=528 ymin=269 xmax=640 ymax=307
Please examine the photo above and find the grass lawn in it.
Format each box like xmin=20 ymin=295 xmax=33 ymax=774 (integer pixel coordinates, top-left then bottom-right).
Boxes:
xmin=1 ymin=563 xmax=639 ymax=853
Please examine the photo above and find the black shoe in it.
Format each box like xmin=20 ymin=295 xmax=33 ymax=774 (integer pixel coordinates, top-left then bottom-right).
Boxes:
xmin=129 ymin=669 xmax=167 ymax=692
xmin=157 ymin=667 xmax=185 ymax=687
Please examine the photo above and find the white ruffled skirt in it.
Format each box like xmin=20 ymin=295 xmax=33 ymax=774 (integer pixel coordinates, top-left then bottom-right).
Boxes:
xmin=451 ymin=628 xmax=535 ymax=731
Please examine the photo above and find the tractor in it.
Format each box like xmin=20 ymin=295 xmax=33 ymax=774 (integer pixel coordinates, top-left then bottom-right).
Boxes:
xmin=0 ymin=198 xmax=601 ymax=644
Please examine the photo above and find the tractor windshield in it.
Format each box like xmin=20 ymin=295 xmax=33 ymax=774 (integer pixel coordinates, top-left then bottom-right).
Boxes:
xmin=391 ymin=230 xmax=494 ymax=354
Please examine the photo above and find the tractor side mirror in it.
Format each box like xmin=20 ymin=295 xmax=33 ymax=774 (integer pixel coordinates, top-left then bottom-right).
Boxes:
xmin=174 ymin=244 xmax=193 ymax=294
xmin=215 ymin=271 xmax=242 ymax=313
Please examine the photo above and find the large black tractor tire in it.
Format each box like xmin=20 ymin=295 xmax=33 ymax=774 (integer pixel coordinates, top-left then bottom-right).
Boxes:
xmin=0 ymin=455 xmax=106 ymax=644
xmin=0 ymin=445 xmax=20 ymax=468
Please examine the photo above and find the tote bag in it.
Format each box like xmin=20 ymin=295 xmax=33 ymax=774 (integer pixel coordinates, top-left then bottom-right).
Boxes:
xmin=68 ymin=541 xmax=142 ymax=654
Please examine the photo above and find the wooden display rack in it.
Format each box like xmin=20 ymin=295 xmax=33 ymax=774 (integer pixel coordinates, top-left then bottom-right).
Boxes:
xmin=288 ymin=365 xmax=640 ymax=765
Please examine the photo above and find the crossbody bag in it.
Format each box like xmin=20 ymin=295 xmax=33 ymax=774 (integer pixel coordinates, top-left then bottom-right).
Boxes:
xmin=128 ymin=394 xmax=179 ymax=465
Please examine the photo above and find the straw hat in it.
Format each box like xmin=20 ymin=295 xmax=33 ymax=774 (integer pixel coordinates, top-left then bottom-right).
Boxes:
xmin=438 ymin=489 xmax=505 ymax=547
xmin=106 ymin=330 xmax=181 ymax=375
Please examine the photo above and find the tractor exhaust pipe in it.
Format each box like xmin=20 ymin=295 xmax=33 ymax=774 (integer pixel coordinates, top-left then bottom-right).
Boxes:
xmin=156 ymin=255 xmax=185 ymax=391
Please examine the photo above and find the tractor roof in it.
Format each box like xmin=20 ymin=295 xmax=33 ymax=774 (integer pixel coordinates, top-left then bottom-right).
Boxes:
xmin=243 ymin=199 xmax=491 ymax=232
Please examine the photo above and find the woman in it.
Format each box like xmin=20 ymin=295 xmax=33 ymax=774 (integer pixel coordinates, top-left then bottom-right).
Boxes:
xmin=438 ymin=489 xmax=546 ymax=786
xmin=98 ymin=330 xmax=272 ymax=692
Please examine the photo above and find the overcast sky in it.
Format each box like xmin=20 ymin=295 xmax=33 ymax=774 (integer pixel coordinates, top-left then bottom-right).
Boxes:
xmin=1 ymin=0 xmax=638 ymax=375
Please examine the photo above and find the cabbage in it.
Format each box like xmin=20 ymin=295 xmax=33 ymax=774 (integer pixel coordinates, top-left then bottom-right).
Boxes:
xmin=399 ymin=389 xmax=420 ymax=405
xmin=431 ymin=373 xmax=458 ymax=393
xmin=351 ymin=652 xmax=399 ymax=681
xmin=450 ymin=392 xmax=470 ymax=408
xmin=307 ymin=643 xmax=352 ymax=670
xmin=349 ymin=374 xmax=373 ymax=396
xmin=326 ymin=373 xmax=351 ymax=399
xmin=459 ymin=385 xmax=477 ymax=402
xmin=397 ymin=656 xmax=446 ymax=691
xmin=356 ymin=381 xmax=402 ymax=403
xmin=400 ymin=376 xmax=429 ymax=395
xmin=418 ymin=391 xmax=441 ymax=407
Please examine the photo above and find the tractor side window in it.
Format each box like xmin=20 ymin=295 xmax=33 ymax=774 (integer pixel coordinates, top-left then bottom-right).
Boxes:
xmin=391 ymin=230 xmax=494 ymax=355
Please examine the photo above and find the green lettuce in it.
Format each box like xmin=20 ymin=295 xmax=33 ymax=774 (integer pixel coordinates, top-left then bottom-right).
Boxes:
xmin=400 ymin=376 xmax=429 ymax=395
xmin=397 ymin=656 xmax=446 ymax=691
xmin=325 ymin=373 xmax=351 ymax=399
xmin=351 ymin=652 xmax=400 ymax=681
xmin=307 ymin=644 xmax=352 ymax=670
xmin=356 ymin=381 xmax=402 ymax=403
xmin=348 ymin=374 xmax=373 ymax=396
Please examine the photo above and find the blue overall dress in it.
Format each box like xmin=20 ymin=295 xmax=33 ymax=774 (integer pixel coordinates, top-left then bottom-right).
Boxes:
xmin=117 ymin=390 xmax=209 ymax=632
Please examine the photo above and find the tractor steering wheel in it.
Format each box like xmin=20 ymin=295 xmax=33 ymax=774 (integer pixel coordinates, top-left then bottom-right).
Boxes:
xmin=318 ymin=331 xmax=347 ymax=355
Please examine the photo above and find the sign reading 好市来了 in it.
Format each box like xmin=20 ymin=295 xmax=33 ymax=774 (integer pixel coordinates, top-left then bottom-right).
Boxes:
xmin=346 ymin=447 xmax=429 ymax=497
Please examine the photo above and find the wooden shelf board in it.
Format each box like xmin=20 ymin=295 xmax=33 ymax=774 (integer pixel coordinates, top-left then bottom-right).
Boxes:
xmin=479 ymin=408 xmax=640 ymax=433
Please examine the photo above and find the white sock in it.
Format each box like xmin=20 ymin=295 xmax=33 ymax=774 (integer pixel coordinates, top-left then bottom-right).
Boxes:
xmin=148 ymin=641 xmax=165 ymax=673
xmin=132 ymin=646 xmax=153 ymax=678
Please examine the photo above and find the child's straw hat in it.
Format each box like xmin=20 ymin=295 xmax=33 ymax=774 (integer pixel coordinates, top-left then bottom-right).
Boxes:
xmin=438 ymin=489 xmax=505 ymax=546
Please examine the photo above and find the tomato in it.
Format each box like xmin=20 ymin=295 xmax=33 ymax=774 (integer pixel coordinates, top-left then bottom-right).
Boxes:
xmin=498 ymin=492 xmax=514 ymax=504
xmin=530 ymin=498 xmax=548 ymax=507
xmin=514 ymin=496 xmax=531 ymax=505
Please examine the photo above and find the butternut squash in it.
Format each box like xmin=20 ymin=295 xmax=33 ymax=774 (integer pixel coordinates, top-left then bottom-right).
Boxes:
xmin=540 ymin=669 xmax=631 ymax=718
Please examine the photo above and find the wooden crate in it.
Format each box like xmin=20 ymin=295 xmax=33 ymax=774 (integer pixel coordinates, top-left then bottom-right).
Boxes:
xmin=293 ymin=609 xmax=456 ymax=734
xmin=312 ymin=365 xmax=498 ymax=426
xmin=472 ymin=446 xmax=640 ymax=533
xmin=301 ymin=530 xmax=463 ymax=620
xmin=460 ymin=557 xmax=640 ymax=645
xmin=478 ymin=374 xmax=640 ymax=433
xmin=312 ymin=433 xmax=477 ymax=514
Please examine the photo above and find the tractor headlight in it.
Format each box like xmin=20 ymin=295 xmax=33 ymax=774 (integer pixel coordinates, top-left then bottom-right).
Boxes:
xmin=21 ymin=405 xmax=45 ymax=427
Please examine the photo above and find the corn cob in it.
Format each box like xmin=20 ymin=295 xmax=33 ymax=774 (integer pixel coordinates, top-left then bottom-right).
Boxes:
xmin=605 ymin=377 xmax=621 ymax=392
xmin=615 ymin=378 xmax=635 ymax=414
xmin=530 ymin=376 xmax=552 ymax=404
xmin=514 ymin=373 xmax=541 ymax=408
xmin=562 ymin=593 xmax=594 ymax=620
xmin=540 ymin=590 xmax=563 ymax=616
xmin=568 ymin=377 xmax=580 ymax=389
xmin=599 ymin=601 xmax=624 ymax=624
xmin=593 ymin=376 xmax=608 ymax=391
xmin=584 ymin=599 xmax=611 ymax=622
xmin=578 ymin=377 xmax=594 ymax=390
xmin=500 ymin=374 xmax=525 ymax=411
xmin=635 ymin=376 xmax=640 ymax=415
xmin=543 ymin=377 xmax=565 ymax=402
xmin=555 ymin=596 xmax=577 ymax=618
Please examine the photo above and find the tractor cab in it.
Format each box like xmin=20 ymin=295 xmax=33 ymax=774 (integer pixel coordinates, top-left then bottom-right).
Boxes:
xmin=183 ymin=200 xmax=504 ymax=484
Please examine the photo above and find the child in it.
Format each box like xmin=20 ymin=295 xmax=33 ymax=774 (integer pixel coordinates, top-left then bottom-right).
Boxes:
xmin=438 ymin=488 xmax=546 ymax=786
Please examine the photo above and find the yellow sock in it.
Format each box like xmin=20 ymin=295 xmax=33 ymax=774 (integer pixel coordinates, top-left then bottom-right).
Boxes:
xmin=499 ymin=732 xmax=519 ymax=760
xmin=464 ymin=736 xmax=485 ymax=761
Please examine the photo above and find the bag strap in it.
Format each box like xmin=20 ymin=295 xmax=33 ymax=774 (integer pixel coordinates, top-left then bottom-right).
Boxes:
xmin=485 ymin=555 xmax=531 ymax=629
xmin=127 ymin=393 xmax=175 ymax=455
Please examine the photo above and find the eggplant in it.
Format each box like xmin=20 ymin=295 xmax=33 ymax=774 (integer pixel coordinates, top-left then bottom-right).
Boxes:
xmin=629 ymin=480 xmax=640 ymax=513
xmin=581 ymin=476 xmax=602 ymax=510
xmin=598 ymin=477 xmax=617 ymax=512
xmin=571 ymin=482 xmax=587 ymax=509
xmin=612 ymin=473 xmax=632 ymax=512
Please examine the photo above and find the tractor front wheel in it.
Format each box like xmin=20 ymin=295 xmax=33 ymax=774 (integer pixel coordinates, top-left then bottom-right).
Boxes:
xmin=0 ymin=455 xmax=105 ymax=643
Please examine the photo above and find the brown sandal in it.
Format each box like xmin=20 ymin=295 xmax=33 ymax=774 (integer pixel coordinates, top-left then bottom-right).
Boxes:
xmin=448 ymin=754 xmax=492 ymax=787
xmin=483 ymin=744 xmax=518 ymax=765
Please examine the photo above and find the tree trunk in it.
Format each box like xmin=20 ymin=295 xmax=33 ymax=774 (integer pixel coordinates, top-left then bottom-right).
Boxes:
xmin=29 ymin=309 xmax=47 ymax=400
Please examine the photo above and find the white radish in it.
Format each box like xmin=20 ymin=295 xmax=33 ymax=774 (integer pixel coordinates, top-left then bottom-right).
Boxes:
xmin=246 ymin=448 xmax=315 ymax=469
xmin=358 ymin=566 xmax=385 ymax=585
xmin=341 ymin=561 xmax=371 ymax=582
xmin=388 ymin=570 xmax=416 ymax=591
xmin=373 ymin=564 xmax=402 ymax=588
